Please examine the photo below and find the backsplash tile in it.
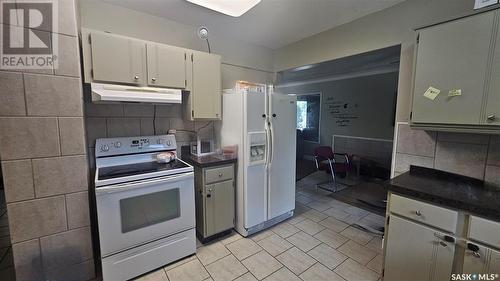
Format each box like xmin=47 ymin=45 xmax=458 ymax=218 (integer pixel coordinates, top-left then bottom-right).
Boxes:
xmin=394 ymin=123 xmax=499 ymax=184
xmin=59 ymin=117 xmax=86 ymax=155
xmin=106 ymin=117 xmax=141 ymax=137
xmin=435 ymin=141 xmax=488 ymax=179
xmin=32 ymin=156 xmax=88 ymax=197
xmin=396 ymin=124 xmax=436 ymax=157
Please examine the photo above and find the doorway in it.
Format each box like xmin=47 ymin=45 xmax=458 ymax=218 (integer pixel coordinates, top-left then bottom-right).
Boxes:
xmin=277 ymin=45 xmax=401 ymax=216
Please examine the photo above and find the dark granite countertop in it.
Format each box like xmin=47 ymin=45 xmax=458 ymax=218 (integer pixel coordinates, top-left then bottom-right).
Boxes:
xmin=386 ymin=166 xmax=500 ymax=221
xmin=182 ymin=154 xmax=237 ymax=168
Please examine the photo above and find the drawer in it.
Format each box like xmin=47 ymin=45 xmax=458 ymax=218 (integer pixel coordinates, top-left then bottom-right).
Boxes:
xmin=390 ymin=194 xmax=458 ymax=233
xmin=205 ymin=165 xmax=234 ymax=184
xmin=468 ymin=216 xmax=500 ymax=249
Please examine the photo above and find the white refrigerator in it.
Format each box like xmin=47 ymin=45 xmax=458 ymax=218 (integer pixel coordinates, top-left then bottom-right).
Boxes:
xmin=220 ymin=87 xmax=297 ymax=236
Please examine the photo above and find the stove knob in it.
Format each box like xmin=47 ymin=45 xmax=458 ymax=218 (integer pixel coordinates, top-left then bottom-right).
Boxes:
xmin=114 ymin=142 xmax=121 ymax=148
xmin=101 ymin=145 xmax=109 ymax=152
xmin=166 ymin=140 xmax=172 ymax=146
xmin=157 ymin=139 xmax=164 ymax=145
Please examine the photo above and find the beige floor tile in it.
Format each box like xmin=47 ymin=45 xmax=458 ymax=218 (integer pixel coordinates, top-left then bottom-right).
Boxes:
xmin=314 ymin=229 xmax=349 ymax=249
xmin=337 ymin=240 xmax=377 ymax=265
xmin=241 ymin=251 xmax=283 ymax=280
xmin=234 ymin=272 xmax=258 ymax=281
xmin=164 ymin=254 xmax=197 ymax=271
xmin=276 ymin=247 xmax=316 ymax=275
xmin=360 ymin=214 xmax=385 ymax=226
xmin=287 ymin=215 xmax=306 ymax=225
xmin=262 ymin=267 xmax=302 ymax=281
xmin=134 ymin=269 xmax=168 ymax=281
xmin=340 ymin=213 xmax=367 ymax=225
xmin=299 ymin=263 xmax=346 ymax=281
xmin=166 ymin=258 xmax=209 ymax=281
xmin=340 ymin=226 xmax=374 ymax=245
xmin=286 ymin=231 xmax=321 ymax=252
xmin=322 ymin=208 xmax=351 ymax=221
xmin=302 ymin=209 xmax=328 ymax=222
xmin=334 ymin=259 xmax=379 ymax=281
xmin=343 ymin=206 xmax=370 ymax=217
xmin=319 ymin=217 xmax=349 ymax=233
xmin=226 ymin=238 xmax=262 ymax=260
xmin=306 ymin=201 xmax=330 ymax=212
xmin=365 ymin=237 xmax=383 ymax=254
xmin=205 ymin=255 xmax=248 ymax=281
xmin=294 ymin=219 xmax=325 ymax=236
xmin=366 ymin=254 xmax=383 ymax=274
xmin=307 ymin=244 xmax=348 ymax=269
xmin=250 ymin=230 xmax=274 ymax=242
xmin=196 ymin=241 xmax=230 ymax=266
xmin=257 ymin=234 xmax=293 ymax=256
xmin=219 ymin=231 xmax=243 ymax=245
xmin=271 ymin=223 xmax=300 ymax=238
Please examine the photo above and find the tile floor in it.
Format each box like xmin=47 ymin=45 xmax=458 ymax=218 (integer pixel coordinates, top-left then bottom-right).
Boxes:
xmin=134 ymin=184 xmax=385 ymax=281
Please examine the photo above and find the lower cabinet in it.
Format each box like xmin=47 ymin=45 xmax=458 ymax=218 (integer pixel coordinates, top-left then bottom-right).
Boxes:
xmin=384 ymin=215 xmax=455 ymax=281
xmin=204 ymin=180 xmax=235 ymax=237
xmin=194 ymin=163 xmax=235 ymax=240
xmin=463 ymin=242 xmax=500 ymax=274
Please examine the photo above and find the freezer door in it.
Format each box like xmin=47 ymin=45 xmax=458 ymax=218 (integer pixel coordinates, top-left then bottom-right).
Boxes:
xmin=268 ymin=93 xmax=297 ymax=220
xmin=244 ymin=92 xmax=268 ymax=228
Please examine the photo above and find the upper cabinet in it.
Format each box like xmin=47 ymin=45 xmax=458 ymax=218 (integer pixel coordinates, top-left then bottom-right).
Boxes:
xmin=90 ymin=32 xmax=147 ymax=85
xmin=184 ymin=51 xmax=222 ymax=120
xmin=81 ymin=29 xmax=222 ymax=120
xmin=146 ymin=43 xmax=187 ymax=88
xmin=410 ymin=10 xmax=500 ymax=134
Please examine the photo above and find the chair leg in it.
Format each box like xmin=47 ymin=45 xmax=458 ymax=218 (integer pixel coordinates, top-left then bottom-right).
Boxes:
xmin=328 ymin=159 xmax=336 ymax=191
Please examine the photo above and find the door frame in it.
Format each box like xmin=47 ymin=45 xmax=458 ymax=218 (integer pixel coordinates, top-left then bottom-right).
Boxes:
xmin=294 ymin=91 xmax=322 ymax=144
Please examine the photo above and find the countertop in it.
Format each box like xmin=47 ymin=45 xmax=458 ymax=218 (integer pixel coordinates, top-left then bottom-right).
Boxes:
xmin=182 ymin=154 xmax=237 ymax=168
xmin=386 ymin=166 xmax=500 ymax=221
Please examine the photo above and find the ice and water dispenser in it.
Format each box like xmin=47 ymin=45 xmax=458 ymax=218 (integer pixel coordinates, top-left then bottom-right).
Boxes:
xmin=248 ymin=132 xmax=266 ymax=164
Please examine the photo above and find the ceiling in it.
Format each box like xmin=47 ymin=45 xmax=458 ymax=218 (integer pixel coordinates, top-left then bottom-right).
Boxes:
xmin=101 ymin=0 xmax=406 ymax=50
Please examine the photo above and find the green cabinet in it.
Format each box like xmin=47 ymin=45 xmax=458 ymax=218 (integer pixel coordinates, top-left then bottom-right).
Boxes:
xmin=194 ymin=164 xmax=235 ymax=240
xmin=146 ymin=43 xmax=187 ymax=88
xmin=410 ymin=10 xmax=500 ymax=133
xmin=90 ymin=32 xmax=147 ymax=85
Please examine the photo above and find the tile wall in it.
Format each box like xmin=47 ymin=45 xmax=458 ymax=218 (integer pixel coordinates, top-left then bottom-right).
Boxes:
xmin=84 ymin=101 xmax=216 ymax=169
xmin=393 ymin=123 xmax=500 ymax=186
xmin=0 ymin=1 xmax=94 ymax=280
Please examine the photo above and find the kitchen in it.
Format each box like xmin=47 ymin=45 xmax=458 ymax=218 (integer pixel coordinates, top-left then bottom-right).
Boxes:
xmin=0 ymin=0 xmax=499 ymax=281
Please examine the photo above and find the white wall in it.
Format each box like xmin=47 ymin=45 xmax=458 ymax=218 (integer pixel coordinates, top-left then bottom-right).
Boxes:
xmin=78 ymin=0 xmax=274 ymax=88
xmin=273 ymin=0 xmax=476 ymax=122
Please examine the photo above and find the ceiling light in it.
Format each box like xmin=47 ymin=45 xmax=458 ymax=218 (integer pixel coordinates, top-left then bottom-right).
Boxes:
xmin=186 ymin=0 xmax=261 ymax=17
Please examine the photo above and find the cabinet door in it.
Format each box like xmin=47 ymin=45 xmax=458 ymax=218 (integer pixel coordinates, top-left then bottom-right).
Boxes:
xmin=90 ymin=32 xmax=146 ymax=85
xmin=384 ymin=216 xmax=455 ymax=281
xmin=464 ymin=242 xmax=500 ymax=274
xmin=204 ymin=180 xmax=234 ymax=237
xmin=192 ymin=52 xmax=221 ymax=119
xmin=147 ymin=43 xmax=186 ymax=88
xmin=411 ymin=11 xmax=495 ymax=125
xmin=486 ymin=14 xmax=500 ymax=126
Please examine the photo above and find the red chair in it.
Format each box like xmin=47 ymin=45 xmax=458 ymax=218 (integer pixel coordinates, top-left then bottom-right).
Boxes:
xmin=313 ymin=146 xmax=351 ymax=192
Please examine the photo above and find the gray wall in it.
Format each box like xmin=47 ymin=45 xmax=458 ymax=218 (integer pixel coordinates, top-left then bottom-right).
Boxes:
xmin=279 ymin=72 xmax=398 ymax=156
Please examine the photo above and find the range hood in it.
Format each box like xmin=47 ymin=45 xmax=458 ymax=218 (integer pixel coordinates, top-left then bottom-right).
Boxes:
xmin=91 ymin=83 xmax=182 ymax=104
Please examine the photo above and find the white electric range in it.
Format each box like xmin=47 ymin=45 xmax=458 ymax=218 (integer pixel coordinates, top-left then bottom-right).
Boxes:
xmin=94 ymin=135 xmax=195 ymax=281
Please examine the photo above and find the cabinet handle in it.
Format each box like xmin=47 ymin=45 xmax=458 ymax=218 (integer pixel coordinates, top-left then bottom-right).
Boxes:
xmin=218 ymin=173 xmax=223 ymax=177
xmin=473 ymin=252 xmax=481 ymax=258
xmin=415 ymin=210 xmax=422 ymax=216
xmin=151 ymin=78 xmax=156 ymax=82
xmin=487 ymin=115 xmax=496 ymax=121
xmin=134 ymin=75 xmax=139 ymax=80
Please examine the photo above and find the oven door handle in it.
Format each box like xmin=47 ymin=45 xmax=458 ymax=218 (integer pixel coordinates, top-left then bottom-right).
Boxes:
xmin=96 ymin=172 xmax=194 ymax=195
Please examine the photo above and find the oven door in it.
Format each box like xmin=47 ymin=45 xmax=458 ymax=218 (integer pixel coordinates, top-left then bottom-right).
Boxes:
xmin=95 ymin=172 xmax=194 ymax=257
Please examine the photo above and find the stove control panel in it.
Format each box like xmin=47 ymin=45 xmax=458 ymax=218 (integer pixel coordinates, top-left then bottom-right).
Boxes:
xmin=95 ymin=135 xmax=177 ymax=157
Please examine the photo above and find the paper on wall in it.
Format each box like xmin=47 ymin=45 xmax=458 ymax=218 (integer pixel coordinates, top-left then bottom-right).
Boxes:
xmin=423 ymin=86 xmax=441 ymax=101
xmin=448 ymin=89 xmax=462 ymax=97
xmin=474 ymin=0 xmax=498 ymax=10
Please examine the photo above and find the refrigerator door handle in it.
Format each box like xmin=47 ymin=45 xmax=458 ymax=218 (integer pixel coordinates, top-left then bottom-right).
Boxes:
xmin=265 ymin=122 xmax=271 ymax=167
xmin=269 ymin=120 xmax=274 ymax=165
